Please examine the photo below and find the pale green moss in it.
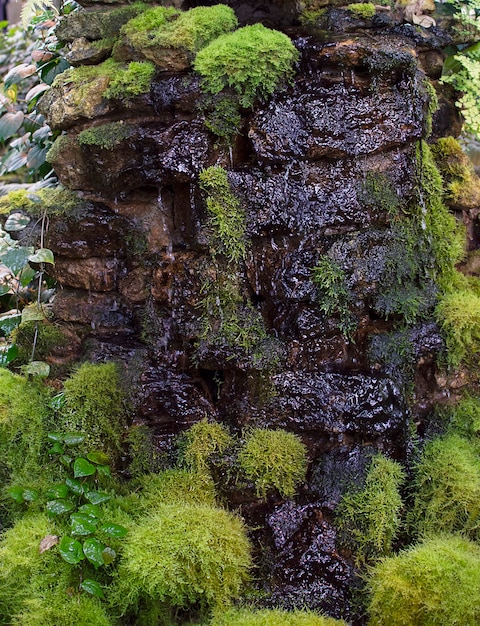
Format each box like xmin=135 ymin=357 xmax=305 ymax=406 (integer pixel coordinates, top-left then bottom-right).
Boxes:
xmin=178 ymin=419 xmax=233 ymax=474
xmin=346 ymin=3 xmax=376 ymax=19
xmin=431 ymin=136 xmax=480 ymax=207
xmin=436 ymin=289 xmax=480 ymax=367
xmin=0 ymin=186 xmax=88 ymax=220
xmin=211 ymin=608 xmax=347 ymax=625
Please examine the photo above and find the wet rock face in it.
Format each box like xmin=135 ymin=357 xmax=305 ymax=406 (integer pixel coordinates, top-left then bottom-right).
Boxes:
xmin=42 ymin=10 xmax=454 ymax=621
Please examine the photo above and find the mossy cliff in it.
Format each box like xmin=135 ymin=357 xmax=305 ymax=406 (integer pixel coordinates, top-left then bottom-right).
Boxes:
xmin=2 ymin=0 xmax=480 ymax=624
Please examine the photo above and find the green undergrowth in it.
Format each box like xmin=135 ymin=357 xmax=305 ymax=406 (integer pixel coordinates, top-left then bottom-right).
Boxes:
xmin=408 ymin=433 xmax=480 ymax=540
xmin=78 ymin=121 xmax=134 ymax=150
xmin=194 ymin=23 xmax=299 ymax=109
xmin=238 ymin=428 xmax=308 ymax=499
xmin=436 ymin=287 xmax=480 ymax=366
xmin=210 ymin=608 xmax=347 ymax=625
xmin=335 ymin=454 xmax=405 ymax=564
xmin=119 ymin=4 xmax=238 ymax=55
xmin=367 ymin=535 xmax=480 ymax=625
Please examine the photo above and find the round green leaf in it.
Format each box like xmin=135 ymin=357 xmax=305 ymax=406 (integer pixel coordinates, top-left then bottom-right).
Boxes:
xmin=96 ymin=464 xmax=112 ymax=478
xmin=47 ymin=432 xmax=63 ymax=442
xmin=0 ymin=311 xmax=21 ymax=336
xmin=28 ymin=247 xmax=55 ymax=267
xmin=65 ymin=477 xmax=84 ymax=496
xmin=22 ymin=488 xmax=39 ymax=502
xmin=46 ymin=499 xmax=75 ymax=516
xmin=7 ymin=486 xmax=25 ymax=503
xmin=21 ymin=305 xmax=45 ymax=323
xmin=0 ymin=343 xmax=18 ymax=366
xmin=101 ymin=546 xmax=116 ymax=566
xmin=70 ymin=513 xmax=97 ymax=536
xmin=80 ymin=578 xmax=105 ymax=599
xmin=60 ymin=454 xmax=73 ymax=466
xmin=83 ymin=537 xmax=105 ymax=569
xmin=100 ymin=522 xmax=128 ymax=538
xmin=86 ymin=451 xmax=109 ymax=465
xmin=78 ymin=503 xmax=102 ymax=520
xmin=46 ymin=484 xmax=69 ymax=499
xmin=86 ymin=491 xmax=111 ymax=505
xmin=63 ymin=433 xmax=86 ymax=446
xmin=4 ymin=212 xmax=30 ymax=232
xmin=0 ymin=111 xmax=24 ymax=141
xmin=48 ymin=442 xmax=64 ymax=455
xmin=59 ymin=535 xmax=85 ymax=565
xmin=73 ymin=458 xmax=96 ymax=478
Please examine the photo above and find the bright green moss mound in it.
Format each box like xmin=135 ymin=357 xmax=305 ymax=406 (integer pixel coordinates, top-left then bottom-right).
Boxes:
xmin=114 ymin=503 xmax=251 ymax=613
xmin=238 ymin=428 xmax=308 ymax=499
xmin=138 ymin=469 xmax=216 ymax=509
xmin=448 ymin=394 xmax=480 ymax=438
xmin=179 ymin=418 xmax=233 ymax=473
xmin=58 ymin=58 xmax=154 ymax=101
xmin=11 ymin=592 xmax=112 ymax=626
xmin=409 ymin=434 xmax=480 ymax=539
xmin=78 ymin=121 xmax=133 ymax=150
xmin=436 ymin=289 xmax=480 ymax=367
xmin=60 ymin=362 xmax=126 ymax=459
xmin=121 ymin=4 xmax=237 ymax=54
xmin=431 ymin=136 xmax=480 ymax=207
xmin=346 ymin=3 xmax=376 ymax=18
xmin=0 ymin=187 xmax=87 ymax=219
xmin=367 ymin=535 xmax=480 ymax=625
xmin=194 ymin=23 xmax=299 ymax=108
xmin=336 ymin=454 xmax=404 ymax=564
xmin=211 ymin=608 xmax=347 ymax=625
xmin=12 ymin=321 xmax=66 ymax=366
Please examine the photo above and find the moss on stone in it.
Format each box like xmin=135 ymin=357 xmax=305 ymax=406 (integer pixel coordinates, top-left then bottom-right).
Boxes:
xmin=238 ymin=428 xmax=308 ymax=499
xmin=0 ymin=187 xmax=88 ymax=220
xmin=431 ymin=136 xmax=480 ymax=207
xmin=346 ymin=3 xmax=376 ymax=19
xmin=367 ymin=535 xmax=480 ymax=625
xmin=211 ymin=608 xmax=347 ymax=625
xmin=436 ymin=289 xmax=480 ymax=367
xmin=78 ymin=121 xmax=133 ymax=150
xmin=11 ymin=321 xmax=66 ymax=366
xmin=178 ymin=418 xmax=233 ymax=475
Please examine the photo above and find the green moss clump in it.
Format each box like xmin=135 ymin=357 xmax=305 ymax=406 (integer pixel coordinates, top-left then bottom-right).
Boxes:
xmin=424 ymin=79 xmax=438 ymax=138
xmin=238 ymin=428 xmax=308 ymax=499
xmin=121 ymin=5 xmax=238 ymax=55
xmin=448 ymin=395 xmax=480 ymax=438
xmin=11 ymin=591 xmax=113 ymax=626
xmin=362 ymin=171 xmax=402 ymax=216
xmin=58 ymin=58 xmax=155 ymax=102
xmin=201 ymin=93 xmax=242 ymax=144
xmin=335 ymin=454 xmax=404 ymax=564
xmin=59 ymin=362 xmax=126 ymax=459
xmin=178 ymin=418 xmax=233 ymax=474
xmin=194 ymin=23 xmax=299 ymax=108
xmin=311 ymin=256 xmax=356 ymax=340
xmin=409 ymin=434 xmax=480 ymax=539
xmin=11 ymin=321 xmax=66 ymax=365
xmin=436 ymin=289 xmax=480 ymax=367
xmin=211 ymin=608 xmax=347 ymax=625
xmin=431 ymin=136 xmax=480 ymax=207
xmin=367 ymin=535 xmax=480 ymax=625
xmin=138 ymin=469 xmax=216 ymax=508
xmin=199 ymin=166 xmax=246 ymax=263
xmin=126 ymin=424 xmax=165 ymax=477
xmin=78 ymin=121 xmax=133 ymax=150
xmin=346 ymin=3 xmax=376 ymax=19
xmin=112 ymin=503 xmax=251 ymax=615
xmin=0 ymin=187 xmax=87 ymax=219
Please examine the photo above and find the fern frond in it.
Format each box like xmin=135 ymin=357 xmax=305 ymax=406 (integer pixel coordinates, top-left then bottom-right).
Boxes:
xmin=20 ymin=0 xmax=58 ymax=29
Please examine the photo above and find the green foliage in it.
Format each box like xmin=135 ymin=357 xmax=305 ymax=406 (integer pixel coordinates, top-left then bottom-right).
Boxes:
xmin=436 ymin=289 xmax=480 ymax=366
xmin=199 ymin=166 xmax=246 ymax=263
xmin=78 ymin=121 xmax=133 ymax=150
xmin=335 ymin=454 xmax=404 ymax=564
xmin=194 ymin=24 xmax=299 ymax=108
xmin=59 ymin=362 xmax=127 ymax=460
xmin=211 ymin=608 xmax=347 ymax=625
xmin=120 ymin=5 xmax=238 ymax=55
xmin=424 ymin=79 xmax=438 ymax=138
xmin=431 ymin=136 xmax=480 ymax=206
xmin=201 ymin=94 xmax=242 ymax=144
xmin=0 ymin=186 xmax=88 ymax=219
xmin=367 ymin=535 xmax=480 ymax=625
xmin=409 ymin=434 xmax=480 ymax=539
xmin=178 ymin=418 xmax=233 ymax=474
xmin=362 ymin=171 xmax=401 ymax=216
xmin=442 ymin=43 xmax=480 ymax=138
xmin=112 ymin=503 xmax=251 ymax=615
xmin=126 ymin=424 xmax=165 ymax=477
xmin=238 ymin=428 xmax=308 ymax=499
xmin=311 ymin=256 xmax=356 ymax=340
xmin=346 ymin=3 xmax=376 ymax=19
xmin=58 ymin=58 xmax=155 ymax=102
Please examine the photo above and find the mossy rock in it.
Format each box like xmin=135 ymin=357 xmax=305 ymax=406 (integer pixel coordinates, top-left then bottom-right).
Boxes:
xmin=431 ymin=136 xmax=480 ymax=209
xmin=367 ymin=535 xmax=480 ymax=625
xmin=55 ymin=3 xmax=146 ymax=42
xmin=211 ymin=608 xmax=347 ymax=625
xmin=78 ymin=121 xmax=134 ymax=150
xmin=112 ymin=503 xmax=251 ymax=615
xmin=11 ymin=321 xmax=67 ymax=366
xmin=436 ymin=289 xmax=480 ymax=367
xmin=178 ymin=418 xmax=233 ymax=474
xmin=0 ymin=187 xmax=88 ymax=219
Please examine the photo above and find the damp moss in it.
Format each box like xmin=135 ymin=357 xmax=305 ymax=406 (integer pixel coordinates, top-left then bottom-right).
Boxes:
xmin=409 ymin=434 xmax=480 ymax=540
xmin=121 ymin=4 xmax=237 ymax=55
xmin=59 ymin=362 xmax=127 ymax=460
xmin=78 ymin=121 xmax=133 ymax=150
xmin=201 ymin=93 xmax=242 ymax=144
xmin=126 ymin=424 xmax=164 ymax=477
xmin=448 ymin=394 xmax=480 ymax=438
xmin=431 ymin=136 xmax=480 ymax=207
xmin=367 ymin=535 xmax=480 ymax=625
xmin=11 ymin=591 xmax=113 ymax=626
xmin=238 ymin=428 xmax=308 ymax=499
xmin=194 ymin=23 xmax=299 ymax=108
xmin=335 ymin=454 xmax=404 ymax=564
xmin=436 ymin=289 xmax=480 ymax=367
xmin=178 ymin=419 xmax=233 ymax=475
xmin=424 ymin=79 xmax=438 ymax=138
xmin=211 ymin=608 xmax=347 ymax=625
xmin=0 ymin=186 xmax=87 ymax=219
xmin=346 ymin=3 xmax=376 ymax=19
xmin=11 ymin=321 xmax=66 ymax=365
xmin=139 ymin=469 xmax=216 ymax=508
xmin=112 ymin=503 xmax=251 ymax=615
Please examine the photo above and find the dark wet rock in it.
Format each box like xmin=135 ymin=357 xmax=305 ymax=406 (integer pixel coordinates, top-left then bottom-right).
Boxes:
xmin=54 ymin=256 xmax=123 ymax=291
xmin=53 ymin=288 xmax=132 ymax=329
xmin=265 ymin=502 xmax=354 ymax=620
xmin=55 ymin=6 xmax=140 ymax=42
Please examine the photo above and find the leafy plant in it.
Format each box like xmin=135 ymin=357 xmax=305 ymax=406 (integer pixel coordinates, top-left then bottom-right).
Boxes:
xmin=367 ymin=535 xmax=480 ymax=625
xmin=194 ymin=23 xmax=299 ymax=108
xmin=238 ymin=428 xmax=308 ymax=499
xmin=335 ymin=454 xmax=404 ymax=564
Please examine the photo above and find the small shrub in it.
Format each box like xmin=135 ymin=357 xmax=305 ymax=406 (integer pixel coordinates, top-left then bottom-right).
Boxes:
xmin=335 ymin=454 xmax=404 ymax=564
xmin=211 ymin=608 xmax=347 ymax=625
xmin=178 ymin=419 xmax=233 ymax=474
xmin=409 ymin=434 xmax=480 ymax=539
xmin=436 ymin=289 xmax=480 ymax=367
xmin=194 ymin=23 xmax=299 ymax=108
xmin=238 ymin=428 xmax=308 ymax=499
xmin=367 ymin=535 xmax=480 ymax=625
xmin=60 ymin=362 xmax=127 ymax=459
xmin=112 ymin=503 xmax=251 ymax=615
